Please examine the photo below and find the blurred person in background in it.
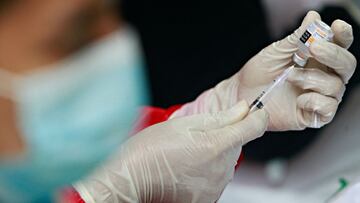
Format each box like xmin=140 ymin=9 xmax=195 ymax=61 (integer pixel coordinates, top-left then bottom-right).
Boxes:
xmin=0 ymin=1 xmax=357 ymax=203
xmin=0 ymin=0 xmax=148 ymax=201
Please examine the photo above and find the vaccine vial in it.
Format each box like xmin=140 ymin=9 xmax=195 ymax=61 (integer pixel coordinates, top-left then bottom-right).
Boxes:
xmin=293 ymin=20 xmax=334 ymax=67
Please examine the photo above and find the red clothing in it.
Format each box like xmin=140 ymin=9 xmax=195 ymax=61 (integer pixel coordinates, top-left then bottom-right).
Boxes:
xmin=130 ymin=105 xmax=183 ymax=135
xmin=63 ymin=105 xmax=243 ymax=203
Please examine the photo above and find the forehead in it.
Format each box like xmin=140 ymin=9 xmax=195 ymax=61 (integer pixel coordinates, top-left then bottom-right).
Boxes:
xmin=0 ymin=0 xmax=113 ymax=42
xmin=6 ymin=0 xmax=105 ymax=15
xmin=0 ymin=0 xmax=120 ymax=72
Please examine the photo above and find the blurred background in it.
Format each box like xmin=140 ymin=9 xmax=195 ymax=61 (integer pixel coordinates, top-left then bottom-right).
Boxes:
xmin=0 ymin=0 xmax=358 ymax=202
xmin=120 ymin=0 xmax=360 ymax=162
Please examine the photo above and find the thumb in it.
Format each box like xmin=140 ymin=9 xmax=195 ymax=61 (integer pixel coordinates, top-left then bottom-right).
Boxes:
xmin=278 ymin=11 xmax=321 ymax=50
xmin=175 ymin=100 xmax=249 ymax=131
xmin=208 ymin=109 xmax=269 ymax=149
xmin=256 ymin=11 xmax=321 ymax=71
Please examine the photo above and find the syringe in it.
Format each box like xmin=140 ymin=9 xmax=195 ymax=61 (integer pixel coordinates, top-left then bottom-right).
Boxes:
xmin=249 ymin=65 xmax=295 ymax=113
xmin=249 ymin=20 xmax=334 ymax=116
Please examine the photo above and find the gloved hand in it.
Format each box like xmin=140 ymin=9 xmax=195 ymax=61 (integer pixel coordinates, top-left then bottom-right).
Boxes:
xmin=74 ymin=101 xmax=268 ymax=203
xmin=172 ymin=11 xmax=357 ymax=130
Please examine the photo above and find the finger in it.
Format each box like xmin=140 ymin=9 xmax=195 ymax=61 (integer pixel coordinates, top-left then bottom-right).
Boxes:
xmin=296 ymin=11 xmax=322 ymax=38
xmin=279 ymin=11 xmax=321 ymax=49
xmin=297 ymin=92 xmax=338 ymax=126
xmin=287 ymin=68 xmax=346 ymax=100
xmin=331 ymin=19 xmax=354 ymax=49
xmin=177 ymin=100 xmax=249 ymax=130
xmin=208 ymin=109 xmax=269 ymax=148
xmin=309 ymin=40 xmax=357 ymax=83
xmin=263 ymin=11 xmax=321 ymax=61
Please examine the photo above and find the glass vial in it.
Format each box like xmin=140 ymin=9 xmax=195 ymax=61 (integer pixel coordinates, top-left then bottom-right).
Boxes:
xmin=293 ymin=20 xmax=334 ymax=67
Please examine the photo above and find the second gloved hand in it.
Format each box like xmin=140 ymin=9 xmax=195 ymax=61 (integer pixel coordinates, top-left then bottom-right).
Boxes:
xmin=74 ymin=101 xmax=268 ymax=203
xmin=172 ymin=11 xmax=357 ymax=130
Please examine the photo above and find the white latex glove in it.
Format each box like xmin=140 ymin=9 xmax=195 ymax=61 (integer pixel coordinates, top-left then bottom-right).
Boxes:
xmin=74 ymin=101 xmax=268 ymax=203
xmin=172 ymin=11 xmax=357 ymax=130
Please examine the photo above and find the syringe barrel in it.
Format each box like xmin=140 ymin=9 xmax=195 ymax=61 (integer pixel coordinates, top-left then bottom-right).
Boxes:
xmin=249 ymin=91 xmax=265 ymax=113
xmin=249 ymin=65 xmax=294 ymax=113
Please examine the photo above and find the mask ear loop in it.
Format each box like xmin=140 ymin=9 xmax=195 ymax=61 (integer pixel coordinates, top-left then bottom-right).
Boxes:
xmin=0 ymin=69 xmax=20 ymax=100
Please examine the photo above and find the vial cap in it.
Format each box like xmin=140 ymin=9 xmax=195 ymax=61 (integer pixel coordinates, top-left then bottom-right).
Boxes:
xmin=293 ymin=53 xmax=306 ymax=67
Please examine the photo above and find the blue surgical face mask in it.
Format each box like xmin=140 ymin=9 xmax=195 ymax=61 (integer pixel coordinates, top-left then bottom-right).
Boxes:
xmin=0 ymin=27 xmax=148 ymax=202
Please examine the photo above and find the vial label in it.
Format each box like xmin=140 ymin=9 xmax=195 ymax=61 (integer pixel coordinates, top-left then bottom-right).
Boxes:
xmin=299 ymin=23 xmax=328 ymax=48
xmin=300 ymin=30 xmax=311 ymax=44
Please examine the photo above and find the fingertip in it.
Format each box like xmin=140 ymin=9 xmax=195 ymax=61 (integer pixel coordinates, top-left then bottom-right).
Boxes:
xmin=309 ymin=40 xmax=325 ymax=55
xmin=259 ymin=109 xmax=269 ymax=123
xmin=332 ymin=19 xmax=353 ymax=35
xmin=223 ymin=108 xmax=269 ymax=146
xmin=309 ymin=40 xmax=338 ymax=61
xmin=251 ymin=109 xmax=269 ymax=130
xmin=331 ymin=19 xmax=354 ymax=49
xmin=302 ymin=11 xmax=321 ymax=26
xmin=231 ymin=100 xmax=249 ymax=118
xmin=286 ymin=67 xmax=304 ymax=84
xmin=235 ymin=100 xmax=249 ymax=109
xmin=297 ymin=11 xmax=321 ymax=36
xmin=307 ymin=11 xmax=321 ymax=20
xmin=240 ymin=100 xmax=250 ymax=111
xmin=210 ymin=100 xmax=250 ymax=129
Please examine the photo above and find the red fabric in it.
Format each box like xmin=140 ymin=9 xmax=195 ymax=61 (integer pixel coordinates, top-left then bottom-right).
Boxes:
xmin=131 ymin=105 xmax=183 ymax=135
xmin=235 ymin=153 xmax=244 ymax=170
xmin=61 ymin=188 xmax=85 ymax=203
xmin=64 ymin=104 xmax=243 ymax=202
